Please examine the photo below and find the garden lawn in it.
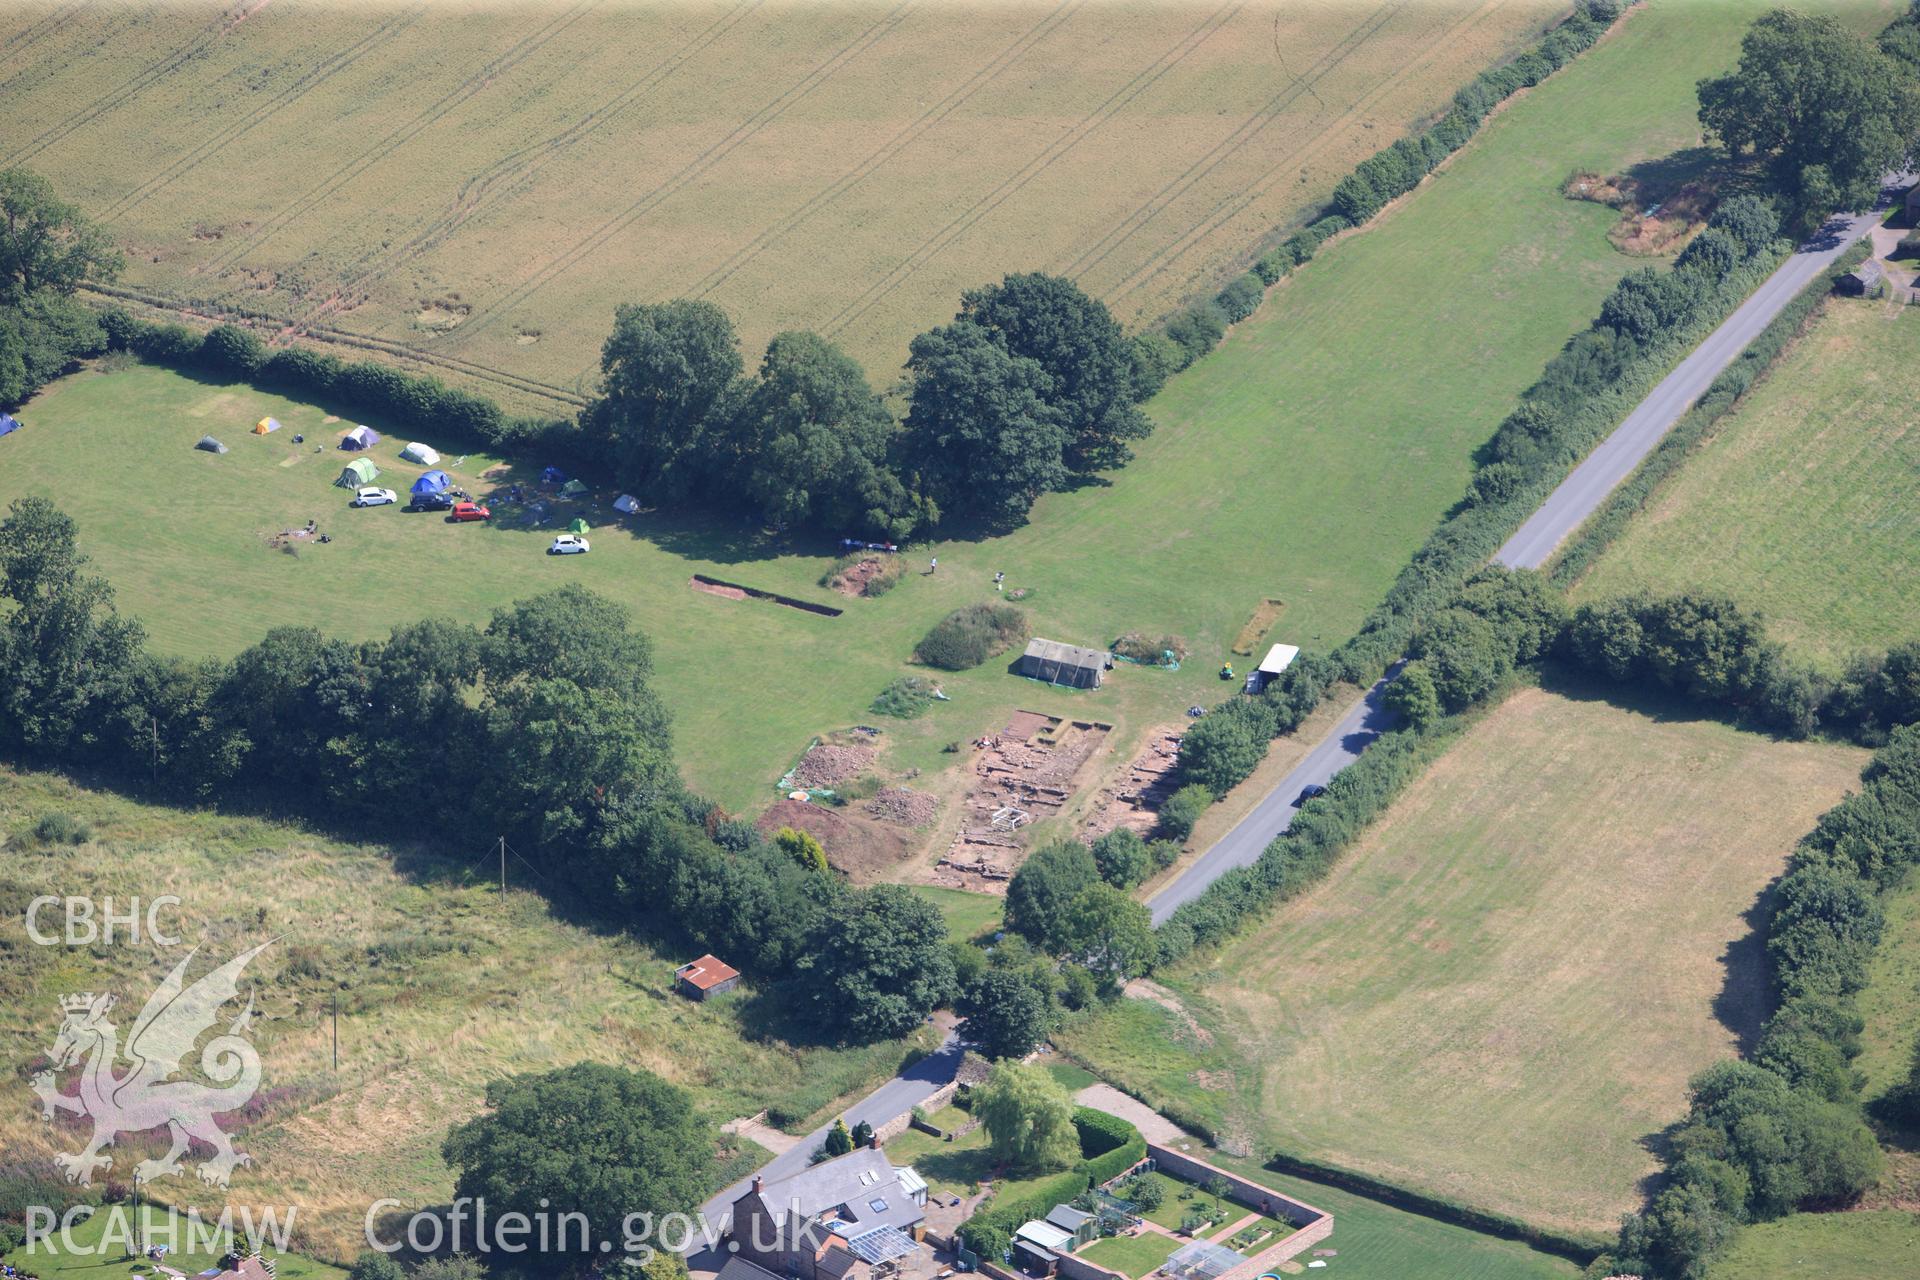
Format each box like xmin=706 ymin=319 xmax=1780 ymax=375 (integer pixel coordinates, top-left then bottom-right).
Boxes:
xmin=1064 ymin=685 xmax=1867 ymax=1235
xmin=1079 ymin=1232 xmax=1179 ymax=1279
xmin=1123 ymin=1171 xmax=1211 ymax=1232
xmin=0 ymin=767 xmax=934 ymax=1262
xmin=1574 ymin=297 xmax=1920 ymax=665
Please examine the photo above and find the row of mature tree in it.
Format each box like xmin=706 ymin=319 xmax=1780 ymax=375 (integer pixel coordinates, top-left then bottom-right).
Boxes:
xmin=582 ymin=272 xmax=1154 ymax=536
xmin=0 ymin=496 xmax=954 ymax=1046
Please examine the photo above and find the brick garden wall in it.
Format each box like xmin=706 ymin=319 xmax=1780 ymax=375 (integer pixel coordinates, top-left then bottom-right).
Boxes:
xmin=1142 ymin=1143 xmax=1332 ymax=1277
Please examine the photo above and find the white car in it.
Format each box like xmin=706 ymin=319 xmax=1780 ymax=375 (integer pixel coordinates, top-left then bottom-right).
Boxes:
xmin=350 ymin=487 xmax=398 ymax=507
xmin=548 ymin=534 xmax=590 ymax=555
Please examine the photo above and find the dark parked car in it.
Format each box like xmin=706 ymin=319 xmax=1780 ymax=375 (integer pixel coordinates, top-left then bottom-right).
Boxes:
xmin=1294 ymin=783 xmax=1328 ymax=807
xmin=410 ymin=490 xmax=457 ymax=512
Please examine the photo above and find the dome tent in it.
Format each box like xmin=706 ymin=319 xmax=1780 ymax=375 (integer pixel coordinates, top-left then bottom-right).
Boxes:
xmin=612 ymin=493 xmax=640 ymax=514
xmin=400 ymin=441 xmax=440 ymax=465
xmin=252 ymin=417 xmax=282 ymax=435
xmin=410 ymin=470 xmax=451 ymax=497
xmin=568 ymin=517 xmax=589 ymax=535
xmin=195 ymin=436 xmax=229 ymax=454
xmin=340 ymin=425 xmax=380 ymax=451
xmin=335 ymin=458 xmax=379 ymax=487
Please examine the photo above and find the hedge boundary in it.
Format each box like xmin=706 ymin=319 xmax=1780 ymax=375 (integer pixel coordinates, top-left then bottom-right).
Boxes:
xmin=1262 ymin=1146 xmax=1609 ymax=1263
xmin=1332 ymin=238 xmax=1787 ymax=684
xmin=1074 ymin=1107 xmax=1148 ymax=1185
xmin=1546 ymin=238 xmax=1872 ymax=587
xmin=1148 ymin=0 xmax=1626 ymax=373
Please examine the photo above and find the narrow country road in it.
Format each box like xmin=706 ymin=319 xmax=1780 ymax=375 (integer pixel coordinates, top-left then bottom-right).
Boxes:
xmin=1147 ymin=666 xmax=1402 ymax=925
xmin=691 ymin=192 xmax=1894 ymax=1251
xmin=692 ymin=1029 xmax=964 ymax=1246
xmin=1494 ymin=204 xmax=1885 ymax=568
xmin=1152 ymin=190 xmax=1894 ymax=922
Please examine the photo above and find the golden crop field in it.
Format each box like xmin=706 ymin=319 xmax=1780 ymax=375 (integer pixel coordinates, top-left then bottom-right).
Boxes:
xmin=0 ymin=0 xmax=1566 ymax=402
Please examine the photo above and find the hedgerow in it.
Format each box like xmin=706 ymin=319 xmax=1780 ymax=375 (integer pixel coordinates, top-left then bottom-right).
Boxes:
xmin=1549 ymin=241 xmax=1871 ymax=588
xmin=1150 ymin=0 xmax=1624 ymax=372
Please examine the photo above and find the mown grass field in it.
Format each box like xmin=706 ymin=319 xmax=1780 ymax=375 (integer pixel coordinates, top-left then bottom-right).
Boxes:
xmin=0 ymin=0 xmax=1569 ymax=399
xmin=1702 ymin=1210 xmax=1920 ymax=1279
xmin=1855 ymin=869 xmax=1920 ymax=1103
xmin=1574 ymin=298 xmax=1920 ymax=665
xmin=1062 ymin=685 xmax=1868 ymax=1235
xmin=2 ymin=0 xmax=1858 ymax=820
xmin=0 ymin=767 xmax=928 ymax=1261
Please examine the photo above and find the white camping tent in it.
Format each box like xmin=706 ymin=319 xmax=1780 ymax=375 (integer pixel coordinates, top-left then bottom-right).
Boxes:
xmin=613 ymin=494 xmax=640 ymax=514
xmin=400 ymin=442 xmax=441 ymax=465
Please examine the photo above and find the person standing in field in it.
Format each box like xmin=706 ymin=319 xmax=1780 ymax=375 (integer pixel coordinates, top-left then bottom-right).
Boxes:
xmin=928 ymin=556 xmax=938 ymax=575
xmin=994 ymin=571 xmax=1005 ymax=592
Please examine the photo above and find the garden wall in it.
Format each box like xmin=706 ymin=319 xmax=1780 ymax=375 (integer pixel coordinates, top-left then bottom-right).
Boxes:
xmin=1143 ymin=1142 xmax=1333 ymax=1273
xmin=1055 ymin=1253 xmax=1127 ymax=1280
xmin=873 ymin=1077 xmax=962 ymax=1144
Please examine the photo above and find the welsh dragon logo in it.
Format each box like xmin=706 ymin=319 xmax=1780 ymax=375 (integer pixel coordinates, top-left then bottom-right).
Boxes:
xmin=33 ymin=942 xmax=272 ymax=1187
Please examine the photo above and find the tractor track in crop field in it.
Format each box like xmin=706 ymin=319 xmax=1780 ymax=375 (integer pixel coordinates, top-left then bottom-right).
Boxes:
xmin=0 ymin=3 xmax=136 ymax=103
xmin=0 ymin=0 xmax=90 ymax=70
xmin=453 ymin=0 xmax=921 ymax=346
xmin=1067 ymin=0 xmax=1497 ymax=289
xmin=280 ymin=0 xmax=769 ymax=337
xmin=817 ymin=0 xmax=1248 ymax=343
xmin=1104 ymin=0 xmax=1526 ymax=304
xmin=4 ymin=0 xmax=271 ymax=168
xmin=1058 ymin=0 xmax=1420 ymax=287
xmin=683 ymin=0 xmax=1087 ymax=303
xmin=101 ymin=4 xmax=431 ymax=221
xmin=194 ymin=0 xmax=602 ymax=281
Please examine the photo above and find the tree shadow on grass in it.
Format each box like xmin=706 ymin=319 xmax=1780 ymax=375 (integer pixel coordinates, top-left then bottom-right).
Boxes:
xmin=1634 ymin=1116 xmax=1689 ymax=1208
xmin=1710 ymin=877 xmax=1777 ymax=1057
xmin=1534 ymin=661 xmax=1750 ymax=732
xmin=1618 ymin=146 xmax=1723 ymax=201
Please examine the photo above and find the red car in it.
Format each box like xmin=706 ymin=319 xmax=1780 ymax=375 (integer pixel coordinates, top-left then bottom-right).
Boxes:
xmin=450 ymin=501 xmax=491 ymax=522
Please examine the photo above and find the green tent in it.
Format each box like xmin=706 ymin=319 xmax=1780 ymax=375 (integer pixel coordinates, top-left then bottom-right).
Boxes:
xmin=335 ymin=458 xmax=379 ymax=488
xmin=559 ymin=478 xmax=588 ymax=497
xmin=567 ymin=517 xmax=589 ymax=535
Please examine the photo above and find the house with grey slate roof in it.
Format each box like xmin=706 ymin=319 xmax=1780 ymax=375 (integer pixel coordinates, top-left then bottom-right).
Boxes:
xmin=725 ymin=1145 xmax=931 ymax=1280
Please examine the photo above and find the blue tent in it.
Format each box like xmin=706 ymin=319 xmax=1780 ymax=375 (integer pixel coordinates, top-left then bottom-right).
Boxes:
xmin=0 ymin=414 xmax=18 ymax=439
xmin=340 ymin=425 xmax=380 ymax=451
xmin=411 ymin=469 xmax=452 ymax=496
xmin=541 ymin=465 xmax=566 ymax=484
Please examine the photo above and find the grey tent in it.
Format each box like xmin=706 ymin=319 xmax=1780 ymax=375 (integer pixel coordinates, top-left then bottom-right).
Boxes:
xmin=1017 ymin=638 xmax=1109 ymax=689
xmin=195 ymin=436 xmax=229 ymax=454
